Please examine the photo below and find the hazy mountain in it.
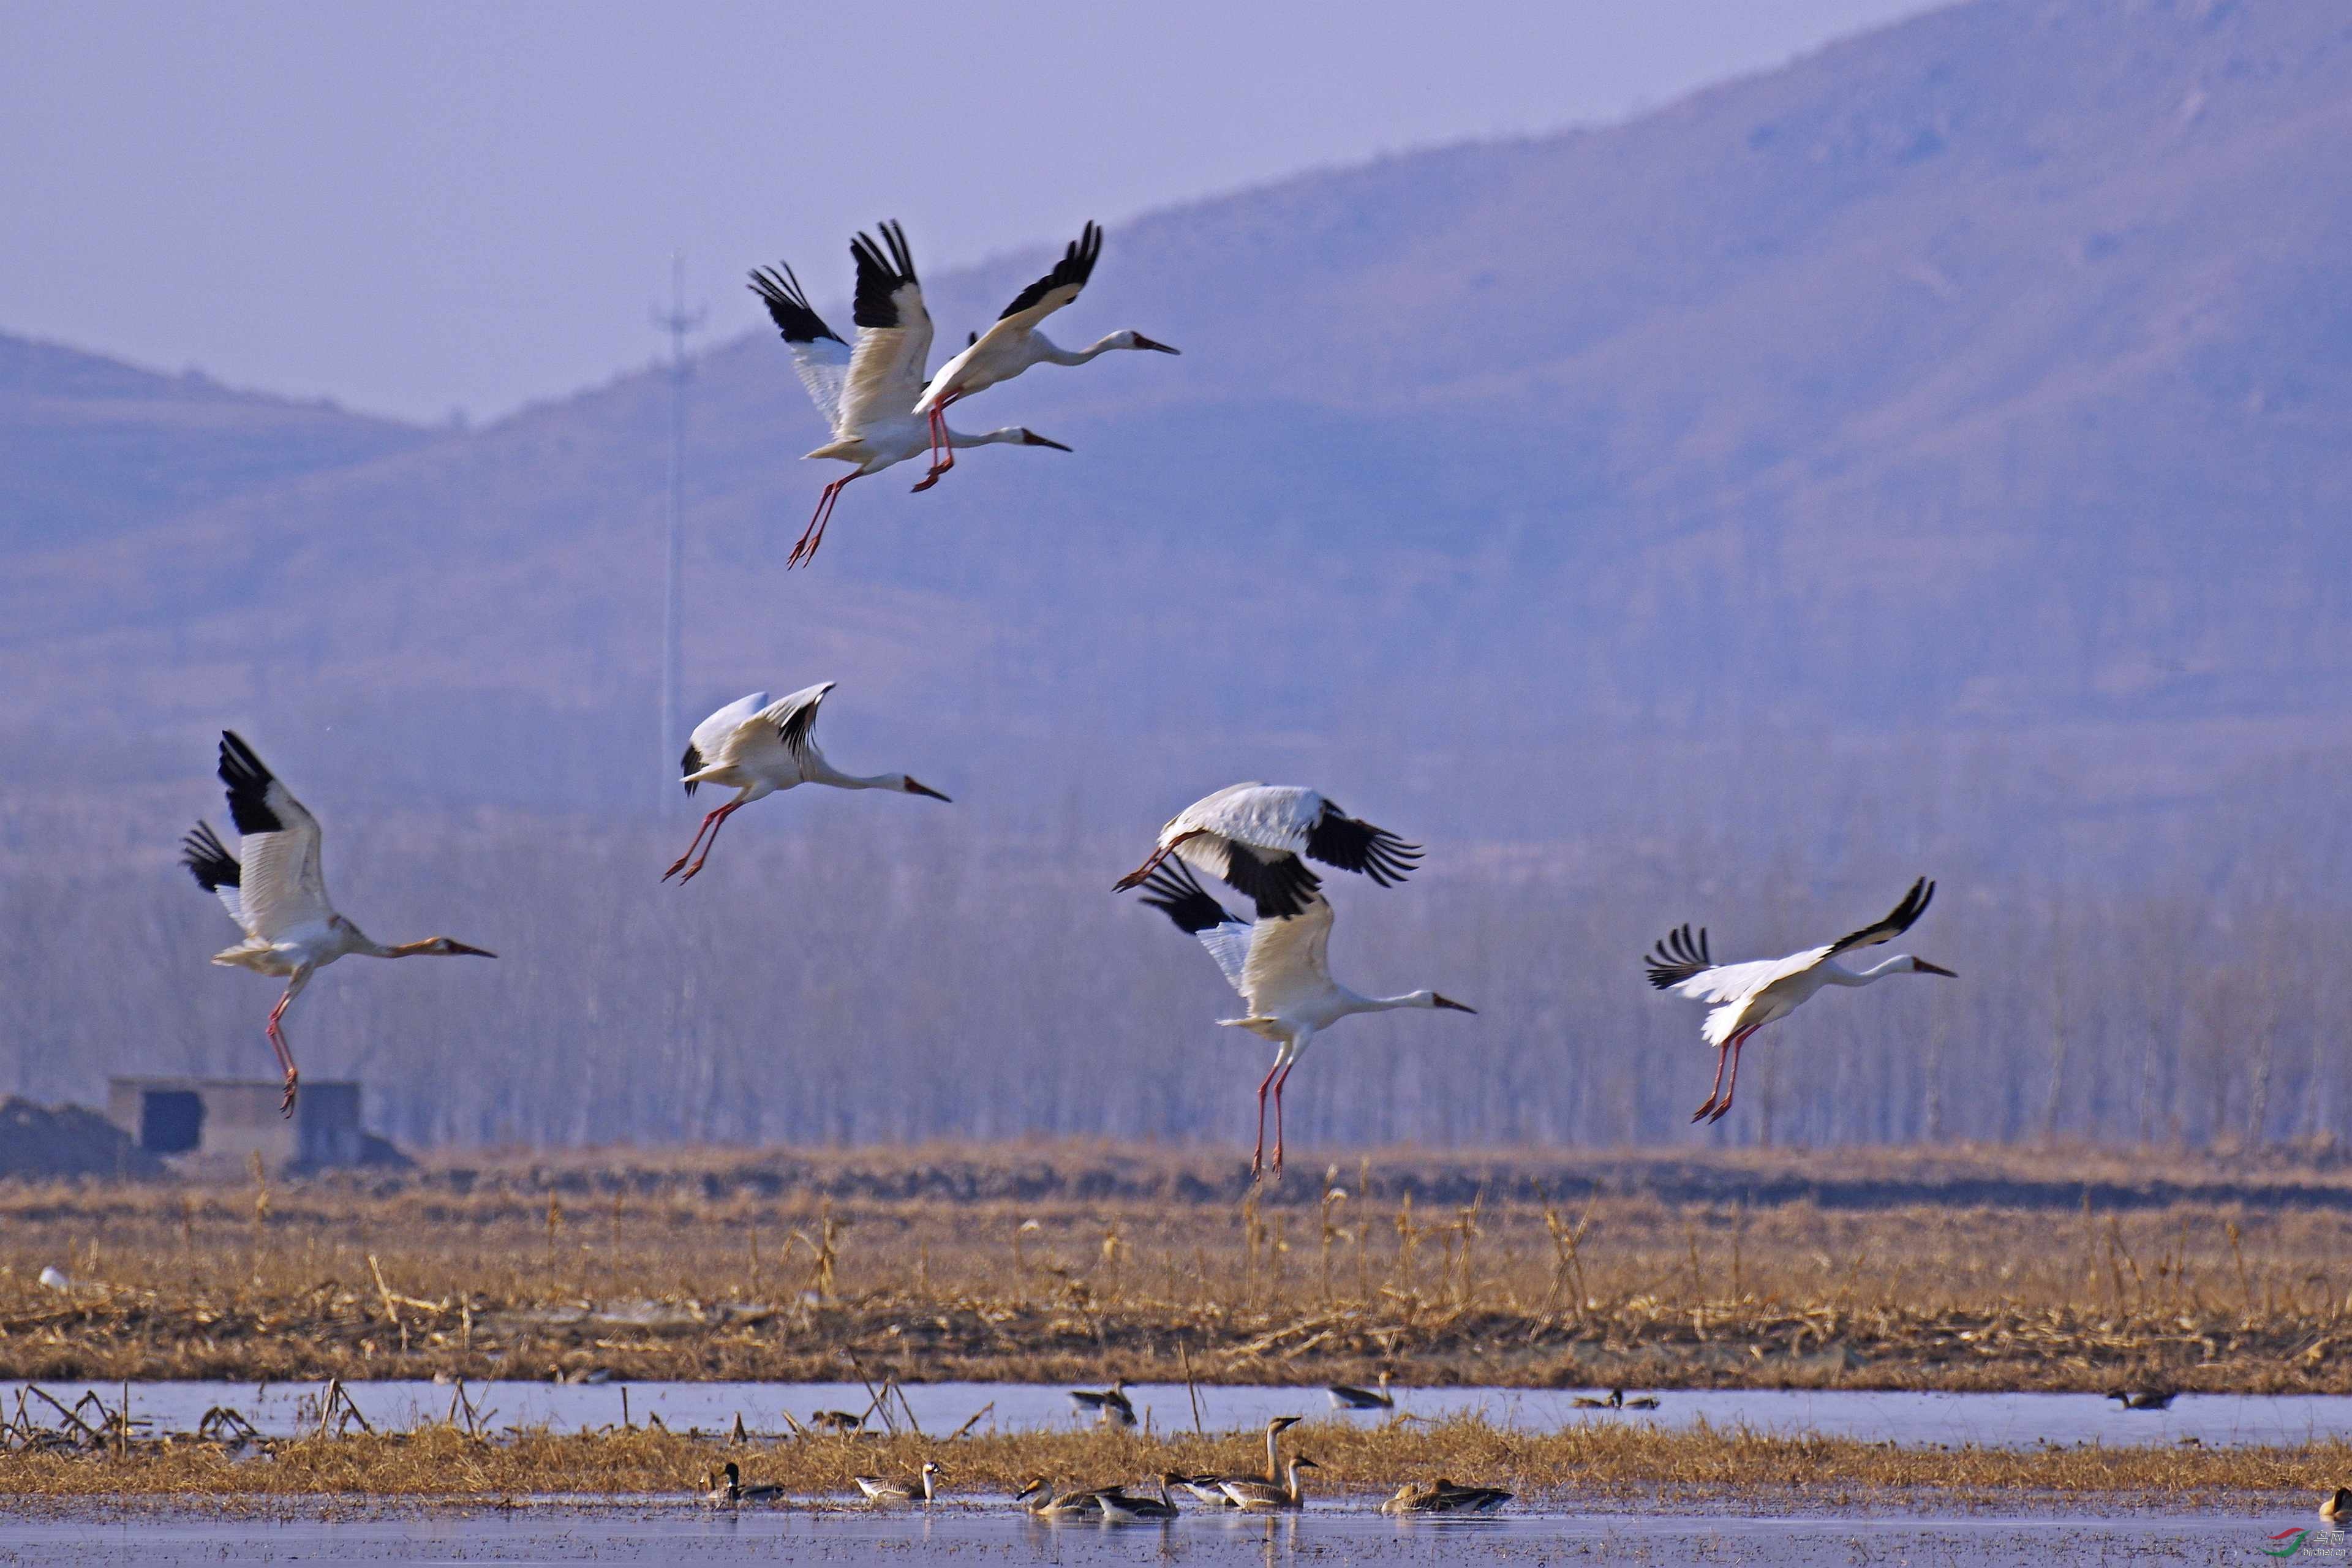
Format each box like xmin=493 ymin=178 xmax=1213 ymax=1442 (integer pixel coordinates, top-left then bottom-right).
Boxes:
xmin=9 ymin=0 xmax=2352 ymax=1147
xmin=0 ymin=332 xmax=438 ymax=554
xmin=6 ymin=0 xmax=2349 ymax=848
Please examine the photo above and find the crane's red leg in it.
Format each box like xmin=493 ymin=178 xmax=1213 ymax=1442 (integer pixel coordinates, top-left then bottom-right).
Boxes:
xmin=1251 ymin=1057 xmax=1283 ymax=1175
xmin=265 ymin=993 xmax=300 ymax=1116
xmin=1270 ymin=1060 xmax=1299 ymax=1172
xmin=789 ymin=475 xmax=854 ymax=568
xmin=678 ymin=802 xmax=740 ymax=883
xmin=664 ymin=808 xmax=727 ymax=881
xmin=911 ymin=395 xmax=960 ymax=492
xmin=1692 ymin=1039 xmax=1732 ymax=1122
xmin=1708 ymin=1030 xmax=1755 ymax=1124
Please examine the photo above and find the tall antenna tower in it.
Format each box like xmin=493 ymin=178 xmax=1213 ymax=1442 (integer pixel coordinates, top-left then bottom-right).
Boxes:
xmin=650 ymin=254 xmax=706 ymax=810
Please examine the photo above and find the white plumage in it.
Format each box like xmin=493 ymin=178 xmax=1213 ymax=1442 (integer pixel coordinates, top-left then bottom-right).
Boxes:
xmin=907 ymin=221 xmax=1177 ymax=491
xmin=1133 ymin=858 xmax=1472 ymax=1175
xmin=181 ymin=732 xmax=495 ymax=1114
xmin=1644 ymin=877 xmax=1956 ymax=1124
xmin=1113 ymin=782 xmax=1420 ymax=920
xmin=662 ymin=682 xmax=951 ymax=884
xmin=748 ymin=222 xmax=1070 ymax=567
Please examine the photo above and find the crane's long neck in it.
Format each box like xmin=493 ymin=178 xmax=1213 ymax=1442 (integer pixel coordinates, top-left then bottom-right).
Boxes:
xmin=810 ymin=757 xmax=903 ymax=791
xmin=945 ymin=425 xmax=1028 ymax=450
xmin=1339 ymin=987 xmax=1425 ymax=1016
xmin=1034 ymin=332 xmax=1121 ymax=366
xmin=1263 ymin=1423 xmax=1284 ymax=1479
xmin=1823 ymin=957 xmax=1907 ymax=986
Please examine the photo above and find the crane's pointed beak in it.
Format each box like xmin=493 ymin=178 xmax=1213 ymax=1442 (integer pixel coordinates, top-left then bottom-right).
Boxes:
xmin=1020 ymin=430 xmax=1072 ymax=451
xmin=1433 ymin=994 xmax=1477 ymax=1013
xmin=1132 ymin=334 xmax=1181 ymax=354
xmin=1913 ymin=959 xmax=1958 ymax=977
xmin=903 ymin=778 xmax=952 ymax=802
xmin=450 ymin=941 xmax=497 ymax=958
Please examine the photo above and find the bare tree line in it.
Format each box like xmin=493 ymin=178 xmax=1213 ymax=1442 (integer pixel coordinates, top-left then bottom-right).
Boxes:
xmin=6 ymin=733 xmax=2348 ymax=1154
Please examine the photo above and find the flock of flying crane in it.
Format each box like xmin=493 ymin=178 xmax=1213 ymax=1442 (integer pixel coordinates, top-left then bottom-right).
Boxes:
xmin=176 ymin=219 xmax=1956 ymax=1156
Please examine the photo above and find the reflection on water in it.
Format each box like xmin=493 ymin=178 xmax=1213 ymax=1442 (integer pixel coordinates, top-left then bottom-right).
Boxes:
xmin=20 ymin=1379 xmax=2352 ymax=1450
xmin=0 ymin=1503 xmax=2316 ymax=1566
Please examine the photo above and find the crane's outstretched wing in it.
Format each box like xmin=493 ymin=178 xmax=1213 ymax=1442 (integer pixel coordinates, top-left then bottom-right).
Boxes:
xmin=1147 ymin=783 xmax=1419 ymax=921
xmin=1646 ymin=919 xmax=1823 ymax=1005
xmin=682 ymin=692 xmax=770 ymax=795
xmin=179 ymin=820 xmax=248 ymax=933
xmin=837 ymin=222 xmax=933 ymax=435
xmin=1134 ymin=858 xmax=1251 ymax=993
xmin=1825 ymin=877 xmax=1936 ymax=959
xmin=1176 ymin=836 xmax=1324 ymax=923
xmin=995 ymin=220 xmax=1101 ymax=330
xmin=755 ymin=680 xmax=835 ymax=764
xmin=216 ymin=732 xmax=332 ymax=942
xmin=748 ymin=262 xmax=851 ymax=433
xmin=1239 ymin=893 xmax=1336 ymax=1018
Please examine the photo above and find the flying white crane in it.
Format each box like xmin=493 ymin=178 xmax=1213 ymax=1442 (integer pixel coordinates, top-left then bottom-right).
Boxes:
xmin=1644 ymin=877 xmax=1956 ymax=1125
xmin=748 ymin=221 xmax=1070 ymax=567
xmin=180 ymin=732 xmax=495 ymax=1114
xmin=1133 ymin=859 xmax=1473 ymax=1175
xmin=1112 ymin=783 xmax=1420 ymax=920
xmin=908 ymin=221 xmax=1178 ymax=490
xmin=664 ymin=682 xmax=950 ymax=884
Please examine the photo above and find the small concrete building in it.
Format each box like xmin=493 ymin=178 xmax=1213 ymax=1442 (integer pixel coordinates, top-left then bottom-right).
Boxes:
xmin=105 ymin=1077 xmax=369 ymax=1169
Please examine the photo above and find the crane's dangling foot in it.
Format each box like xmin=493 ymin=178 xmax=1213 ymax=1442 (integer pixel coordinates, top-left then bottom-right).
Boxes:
xmin=1692 ymin=1039 xmax=1732 ymax=1122
xmin=266 ymin=998 xmax=301 ymax=1117
xmin=671 ymin=804 xmax=739 ymax=884
xmin=664 ymin=808 xmax=726 ymax=883
xmin=1705 ymin=1035 xmax=1749 ymax=1123
xmin=910 ymin=401 xmax=958 ymax=491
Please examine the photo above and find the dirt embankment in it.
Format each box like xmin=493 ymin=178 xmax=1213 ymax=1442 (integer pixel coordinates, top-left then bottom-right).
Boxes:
xmin=0 ymin=1099 xmax=159 ymax=1182
xmin=305 ymin=1139 xmax=2352 ymax=1215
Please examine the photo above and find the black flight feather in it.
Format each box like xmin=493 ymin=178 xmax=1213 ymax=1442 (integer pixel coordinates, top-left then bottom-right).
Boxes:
xmin=1212 ymin=842 xmax=1324 ymax=922
xmin=1826 ymin=877 xmax=1935 ymax=958
xmin=1135 ymin=858 xmax=1240 ymax=936
xmin=180 ymin=821 xmax=240 ymax=892
xmin=1303 ymin=802 xmax=1422 ymax=887
xmin=216 ymin=731 xmax=282 ymax=836
xmin=998 ymin=221 xmax=1101 ymax=320
xmin=747 ymin=263 xmax=843 ymax=347
xmin=680 ymin=742 xmax=704 ymax=797
xmin=775 ymin=691 xmax=826 ymax=759
xmin=850 ymin=221 xmax=918 ymax=330
xmin=1643 ymin=924 xmax=1713 ymax=989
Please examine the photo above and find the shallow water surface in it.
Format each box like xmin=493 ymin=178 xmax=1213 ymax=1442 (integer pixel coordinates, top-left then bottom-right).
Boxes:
xmin=29 ymin=1378 xmax=2352 ymax=1449
xmin=0 ymin=1502 xmax=2324 ymax=1566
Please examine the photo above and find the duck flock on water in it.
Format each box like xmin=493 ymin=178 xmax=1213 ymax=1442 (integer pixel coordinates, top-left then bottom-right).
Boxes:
xmin=709 ymin=1407 xmax=1522 ymax=1517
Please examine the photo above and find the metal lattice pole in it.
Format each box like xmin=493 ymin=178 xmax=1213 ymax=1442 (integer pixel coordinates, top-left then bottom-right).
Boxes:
xmin=651 ymin=254 xmax=706 ymax=810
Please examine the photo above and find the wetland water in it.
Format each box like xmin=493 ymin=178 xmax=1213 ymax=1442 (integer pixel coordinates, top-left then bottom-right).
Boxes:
xmin=0 ymin=1502 xmax=2334 ymax=1566
xmin=29 ymin=1379 xmax=2352 ymax=1448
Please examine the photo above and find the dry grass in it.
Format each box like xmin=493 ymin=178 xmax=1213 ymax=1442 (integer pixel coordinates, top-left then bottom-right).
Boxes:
xmin=3 ymin=1415 xmax=2350 ymax=1503
xmin=7 ymin=1142 xmax=2352 ymax=1390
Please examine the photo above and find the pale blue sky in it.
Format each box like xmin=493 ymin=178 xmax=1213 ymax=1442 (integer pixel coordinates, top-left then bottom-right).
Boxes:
xmin=3 ymin=0 xmax=1942 ymax=423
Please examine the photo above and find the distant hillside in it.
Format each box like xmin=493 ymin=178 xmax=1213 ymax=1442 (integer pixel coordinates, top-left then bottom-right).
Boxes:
xmin=9 ymin=0 xmax=2352 ymax=1150
xmin=0 ymin=333 xmax=437 ymax=552
xmin=3 ymin=0 xmax=2348 ymax=845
